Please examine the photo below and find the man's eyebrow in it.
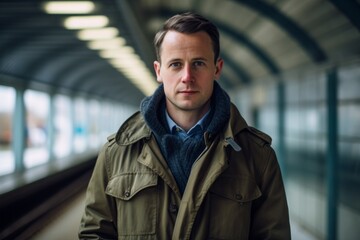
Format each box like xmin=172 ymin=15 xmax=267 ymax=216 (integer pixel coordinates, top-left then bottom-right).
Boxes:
xmin=165 ymin=57 xmax=209 ymax=65
xmin=163 ymin=58 xmax=181 ymax=67
xmin=167 ymin=58 xmax=182 ymax=63
xmin=192 ymin=57 xmax=208 ymax=61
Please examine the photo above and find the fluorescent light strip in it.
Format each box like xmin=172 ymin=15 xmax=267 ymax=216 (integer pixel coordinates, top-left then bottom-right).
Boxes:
xmin=82 ymin=30 xmax=157 ymax=95
xmin=99 ymin=48 xmax=136 ymax=59
xmin=43 ymin=1 xmax=157 ymax=96
xmin=87 ymin=37 xmax=126 ymax=50
xmin=64 ymin=16 xmax=109 ymax=29
xmin=105 ymin=52 xmax=158 ymax=95
xmin=43 ymin=1 xmax=95 ymax=14
xmin=77 ymin=27 xmax=119 ymax=40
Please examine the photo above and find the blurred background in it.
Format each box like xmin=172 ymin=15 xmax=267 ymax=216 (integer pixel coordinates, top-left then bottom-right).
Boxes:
xmin=0 ymin=0 xmax=359 ymax=239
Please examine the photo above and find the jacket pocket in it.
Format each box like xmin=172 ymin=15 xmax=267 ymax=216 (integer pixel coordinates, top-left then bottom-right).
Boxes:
xmin=106 ymin=172 xmax=158 ymax=236
xmin=209 ymin=176 xmax=262 ymax=239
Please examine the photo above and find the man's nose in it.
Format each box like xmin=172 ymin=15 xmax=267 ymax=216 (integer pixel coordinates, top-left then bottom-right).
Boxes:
xmin=181 ymin=64 xmax=193 ymax=83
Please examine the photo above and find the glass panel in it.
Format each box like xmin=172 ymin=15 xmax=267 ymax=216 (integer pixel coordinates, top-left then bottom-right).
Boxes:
xmin=338 ymin=64 xmax=360 ymax=100
xmin=53 ymin=94 xmax=72 ymax=158
xmin=88 ymin=99 xmax=100 ymax=149
xmin=73 ymin=97 xmax=87 ymax=153
xmin=24 ymin=90 xmax=50 ymax=168
xmin=338 ymin=64 xmax=360 ymax=212
xmin=0 ymin=85 xmax=16 ymax=175
xmin=339 ymin=103 xmax=360 ymax=137
xmin=101 ymin=102 xmax=112 ymax=142
xmin=282 ymin=72 xmax=327 ymax=237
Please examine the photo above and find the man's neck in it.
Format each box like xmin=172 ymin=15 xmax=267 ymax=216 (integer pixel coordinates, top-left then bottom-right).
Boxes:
xmin=166 ymin=102 xmax=210 ymax=132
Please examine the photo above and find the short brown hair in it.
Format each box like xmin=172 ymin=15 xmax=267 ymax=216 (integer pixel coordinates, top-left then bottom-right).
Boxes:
xmin=154 ymin=12 xmax=220 ymax=63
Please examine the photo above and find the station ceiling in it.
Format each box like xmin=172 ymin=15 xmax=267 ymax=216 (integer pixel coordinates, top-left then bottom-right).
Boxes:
xmin=0 ymin=0 xmax=359 ymax=106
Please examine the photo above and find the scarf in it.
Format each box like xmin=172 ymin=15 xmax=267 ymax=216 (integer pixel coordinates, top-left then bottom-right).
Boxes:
xmin=140 ymin=82 xmax=230 ymax=194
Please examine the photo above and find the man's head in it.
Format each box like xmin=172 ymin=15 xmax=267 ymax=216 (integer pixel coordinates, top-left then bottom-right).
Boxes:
xmin=154 ymin=12 xmax=220 ymax=63
xmin=152 ymin=12 xmax=224 ymax=126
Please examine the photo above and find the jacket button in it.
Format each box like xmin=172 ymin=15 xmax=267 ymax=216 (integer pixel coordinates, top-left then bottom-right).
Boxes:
xmin=169 ymin=203 xmax=178 ymax=213
xmin=124 ymin=191 xmax=130 ymax=198
xmin=235 ymin=194 xmax=242 ymax=200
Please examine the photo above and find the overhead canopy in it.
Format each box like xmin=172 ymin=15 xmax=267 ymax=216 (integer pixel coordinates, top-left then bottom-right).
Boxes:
xmin=0 ymin=0 xmax=359 ymax=106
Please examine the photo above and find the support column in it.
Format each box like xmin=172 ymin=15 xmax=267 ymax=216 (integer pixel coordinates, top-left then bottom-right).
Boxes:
xmin=13 ymin=87 xmax=26 ymax=172
xmin=326 ymin=67 xmax=338 ymax=240
xmin=48 ymin=93 xmax=55 ymax=161
xmin=277 ymin=80 xmax=286 ymax=179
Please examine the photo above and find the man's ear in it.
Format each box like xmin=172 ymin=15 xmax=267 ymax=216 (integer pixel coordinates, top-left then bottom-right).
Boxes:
xmin=214 ymin=58 xmax=224 ymax=80
xmin=154 ymin=61 xmax=162 ymax=83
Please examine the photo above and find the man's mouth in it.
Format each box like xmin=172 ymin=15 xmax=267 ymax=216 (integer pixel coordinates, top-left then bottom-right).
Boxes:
xmin=179 ymin=89 xmax=197 ymax=94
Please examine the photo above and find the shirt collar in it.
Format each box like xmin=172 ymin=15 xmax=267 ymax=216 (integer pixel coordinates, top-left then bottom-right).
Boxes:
xmin=165 ymin=109 xmax=210 ymax=135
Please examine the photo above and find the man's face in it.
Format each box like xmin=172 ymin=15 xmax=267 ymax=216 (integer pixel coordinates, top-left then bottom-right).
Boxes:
xmin=154 ymin=30 xmax=223 ymax=117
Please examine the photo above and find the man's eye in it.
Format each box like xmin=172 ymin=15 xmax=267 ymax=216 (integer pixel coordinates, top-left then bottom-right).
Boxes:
xmin=193 ymin=61 xmax=205 ymax=67
xmin=170 ymin=62 xmax=181 ymax=68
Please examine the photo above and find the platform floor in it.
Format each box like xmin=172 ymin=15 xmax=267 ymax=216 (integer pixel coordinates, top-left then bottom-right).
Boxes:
xmin=31 ymin=190 xmax=318 ymax=240
xmin=32 ymin=190 xmax=86 ymax=240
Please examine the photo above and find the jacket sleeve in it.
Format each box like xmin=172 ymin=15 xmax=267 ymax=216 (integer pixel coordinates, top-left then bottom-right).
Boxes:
xmin=78 ymin=142 xmax=117 ymax=239
xmin=250 ymin=146 xmax=291 ymax=240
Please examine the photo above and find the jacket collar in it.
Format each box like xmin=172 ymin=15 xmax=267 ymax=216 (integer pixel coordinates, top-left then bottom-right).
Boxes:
xmin=116 ymin=103 xmax=248 ymax=146
xmin=115 ymin=112 xmax=151 ymax=145
xmin=224 ymin=103 xmax=248 ymax=138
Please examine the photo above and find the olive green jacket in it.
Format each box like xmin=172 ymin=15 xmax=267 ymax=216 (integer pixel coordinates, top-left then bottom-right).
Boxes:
xmin=79 ymin=104 xmax=291 ymax=239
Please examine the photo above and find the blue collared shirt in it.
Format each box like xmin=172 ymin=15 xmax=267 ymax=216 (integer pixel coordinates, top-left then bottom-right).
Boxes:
xmin=165 ymin=109 xmax=210 ymax=141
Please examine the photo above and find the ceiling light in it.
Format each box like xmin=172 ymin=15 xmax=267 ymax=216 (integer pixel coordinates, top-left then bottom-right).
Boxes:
xmin=43 ymin=1 xmax=95 ymax=14
xmin=99 ymin=47 xmax=135 ymax=58
xmin=125 ymin=72 xmax=158 ymax=96
xmin=87 ymin=37 xmax=126 ymax=50
xmin=120 ymin=69 xmax=158 ymax=96
xmin=64 ymin=15 xmax=109 ymax=29
xmin=77 ymin=27 xmax=119 ymax=40
xmin=113 ymin=58 xmax=145 ymax=69
xmin=111 ymin=60 xmax=143 ymax=70
xmin=107 ymin=55 xmax=158 ymax=96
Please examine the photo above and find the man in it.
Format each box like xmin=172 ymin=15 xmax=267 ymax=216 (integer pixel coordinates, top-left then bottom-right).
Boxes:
xmin=79 ymin=12 xmax=291 ymax=239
